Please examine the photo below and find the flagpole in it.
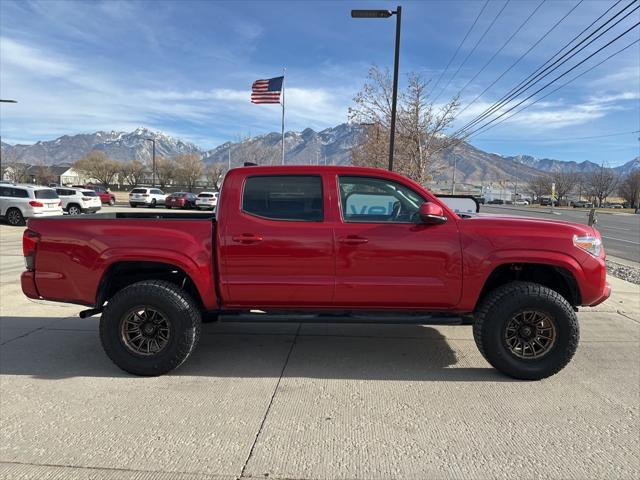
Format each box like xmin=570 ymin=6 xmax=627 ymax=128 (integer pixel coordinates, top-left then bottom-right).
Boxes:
xmin=281 ymin=68 xmax=286 ymax=165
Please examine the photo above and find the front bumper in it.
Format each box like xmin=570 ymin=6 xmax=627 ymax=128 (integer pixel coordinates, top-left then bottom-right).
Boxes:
xmin=588 ymin=281 xmax=611 ymax=307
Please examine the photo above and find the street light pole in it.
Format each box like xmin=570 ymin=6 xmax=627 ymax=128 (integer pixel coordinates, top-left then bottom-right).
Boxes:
xmin=145 ymin=138 xmax=156 ymax=187
xmin=351 ymin=6 xmax=402 ymax=172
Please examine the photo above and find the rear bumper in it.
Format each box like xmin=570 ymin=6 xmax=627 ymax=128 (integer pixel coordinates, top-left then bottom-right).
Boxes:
xmin=81 ymin=206 xmax=101 ymax=213
xmin=21 ymin=271 xmax=39 ymax=299
xmin=31 ymin=209 xmax=64 ymax=218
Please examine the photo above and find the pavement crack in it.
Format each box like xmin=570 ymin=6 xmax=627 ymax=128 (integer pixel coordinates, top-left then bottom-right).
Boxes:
xmin=239 ymin=322 xmax=301 ymax=479
xmin=616 ymin=310 xmax=640 ymax=324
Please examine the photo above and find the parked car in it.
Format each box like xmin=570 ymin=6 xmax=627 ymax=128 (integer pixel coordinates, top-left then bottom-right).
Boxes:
xmin=165 ymin=192 xmax=197 ymax=209
xmin=513 ymin=199 xmax=529 ymax=205
xmin=73 ymin=184 xmax=116 ymax=205
xmin=540 ymin=197 xmax=556 ymax=206
xmin=128 ymin=187 xmax=166 ymax=208
xmin=0 ymin=184 xmax=62 ymax=226
xmin=56 ymin=188 xmax=102 ymax=215
xmin=22 ymin=165 xmax=610 ymax=381
xmin=572 ymin=201 xmax=593 ymax=208
xmin=195 ymin=191 xmax=219 ymax=210
xmin=487 ymin=199 xmax=504 ymax=205
xmin=605 ymin=203 xmax=624 ymax=209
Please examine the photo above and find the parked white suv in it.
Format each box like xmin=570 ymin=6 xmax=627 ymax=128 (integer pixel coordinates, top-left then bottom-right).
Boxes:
xmin=129 ymin=187 xmax=167 ymax=208
xmin=0 ymin=184 xmax=63 ymax=226
xmin=195 ymin=191 xmax=219 ymax=210
xmin=56 ymin=188 xmax=102 ymax=215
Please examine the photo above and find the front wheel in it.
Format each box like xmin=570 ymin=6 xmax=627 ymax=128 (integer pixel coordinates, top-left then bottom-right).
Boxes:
xmin=67 ymin=204 xmax=81 ymax=215
xmin=109 ymin=198 xmax=115 ymax=206
xmin=473 ymin=281 xmax=579 ymax=380
xmin=99 ymin=280 xmax=201 ymax=376
xmin=150 ymin=199 xmax=157 ymax=208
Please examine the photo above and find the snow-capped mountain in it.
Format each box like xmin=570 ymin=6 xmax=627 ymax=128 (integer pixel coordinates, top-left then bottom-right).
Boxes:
xmin=0 ymin=127 xmax=200 ymax=165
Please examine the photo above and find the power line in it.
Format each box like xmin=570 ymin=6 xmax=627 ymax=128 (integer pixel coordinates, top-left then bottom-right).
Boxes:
xmin=462 ymin=24 xmax=640 ymax=139
xmin=456 ymin=0 xmax=547 ymax=99
xmin=480 ymin=130 xmax=640 ymax=143
xmin=432 ymin=0 xmax=511 ymax=104
xmin=456 ymin=0 xmax=639 ymax=137
xmin=468 ymin=39 xmax=640 ymax=139
xmin=456 ymin=0 xmax=585 ymax=119
xmin=428 ymin=0 xmax=490 ymax=98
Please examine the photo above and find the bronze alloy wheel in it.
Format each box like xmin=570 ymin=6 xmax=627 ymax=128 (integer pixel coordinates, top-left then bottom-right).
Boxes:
xmin=504 ymin=310 xmax=557 ymax=359
xmin=120 ymin=307 xmax=171 ymax=356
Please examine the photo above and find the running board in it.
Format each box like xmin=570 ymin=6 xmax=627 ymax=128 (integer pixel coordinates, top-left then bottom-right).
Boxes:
xmin=218 ymin=311 xmax=466 ymax=325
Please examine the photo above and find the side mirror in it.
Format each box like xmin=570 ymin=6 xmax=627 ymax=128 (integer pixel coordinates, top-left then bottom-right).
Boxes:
xmin=419 ymin=202 xmax=447 ymax=225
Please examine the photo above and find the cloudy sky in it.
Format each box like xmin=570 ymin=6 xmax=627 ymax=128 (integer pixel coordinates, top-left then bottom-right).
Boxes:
xmin=0 ymin=0 xmax=638 ymax=165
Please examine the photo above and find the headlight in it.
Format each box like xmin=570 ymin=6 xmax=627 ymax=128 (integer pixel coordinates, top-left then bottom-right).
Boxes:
xmin=573 ymin=235 xmax=602 ymax=256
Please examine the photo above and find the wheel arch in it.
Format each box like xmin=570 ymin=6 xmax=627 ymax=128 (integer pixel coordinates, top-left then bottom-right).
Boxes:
xmin=96 ymin=261 xmax=206 ymax=312
xmin=475 ymin=263 xmax=581 ymax=311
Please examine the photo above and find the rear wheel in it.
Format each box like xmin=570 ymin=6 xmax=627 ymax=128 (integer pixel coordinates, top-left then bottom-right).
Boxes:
xmin=5 ymin=208 xmax=24 ymax=226
xmin=67 ymin=204 xmax=81 ymax=215
xmin=108 ymin=198 xmax=115 ymax=206
xmin=129 ymin=203 xmax=137 ymax=208
xmin=473 ymin=281 xmax=578 ymax=380
xmin=99 ymin=280 xmax=201 ymax=376
xmin=150 ymin=199 xmax=157 ymax=208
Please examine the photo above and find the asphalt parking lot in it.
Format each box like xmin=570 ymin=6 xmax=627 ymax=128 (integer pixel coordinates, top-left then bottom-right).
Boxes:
xmin=1 ymin=216 xmax=639 ymax=480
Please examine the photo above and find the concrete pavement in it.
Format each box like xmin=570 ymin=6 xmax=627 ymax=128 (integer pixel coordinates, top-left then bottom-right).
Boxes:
xmin=0 ymin=223 xmax=638 ymax=480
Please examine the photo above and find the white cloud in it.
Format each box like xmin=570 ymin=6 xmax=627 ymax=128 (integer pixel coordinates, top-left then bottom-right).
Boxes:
xmin=0 ymin=37 xmax=73 ymax=76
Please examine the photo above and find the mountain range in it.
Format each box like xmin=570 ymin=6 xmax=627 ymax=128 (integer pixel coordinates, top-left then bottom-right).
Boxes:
xmin=1 ymin=124 xmax=637 ymax=183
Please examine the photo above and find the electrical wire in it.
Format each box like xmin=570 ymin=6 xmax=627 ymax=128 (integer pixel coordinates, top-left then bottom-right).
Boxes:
xmin=456 ymin=0 xmax=585 ymax=119
xmin=456 ymin=0 xmax=546 ymax=98
xmin=432 ymin=0 xmax=511 ymax=103
xmin=427 ymin=0 xmax=490 ymax=98
xmin=457 ymin=0 xmax=636 ymax=136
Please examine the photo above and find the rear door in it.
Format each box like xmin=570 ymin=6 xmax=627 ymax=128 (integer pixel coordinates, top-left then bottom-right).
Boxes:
xmin=220 ymin=174 xmax=334 ymax=307
xmin=333 ymin=175 xmax=462 ymax=309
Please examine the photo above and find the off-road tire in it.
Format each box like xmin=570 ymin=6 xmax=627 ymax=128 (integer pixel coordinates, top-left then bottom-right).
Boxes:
xmin=6 ymin=208 xmax=25 ymax=226
xmin=99 ymin=280 xmax=201 ymax=376
xmin=473 ymin=281 xmax=579 ymax=380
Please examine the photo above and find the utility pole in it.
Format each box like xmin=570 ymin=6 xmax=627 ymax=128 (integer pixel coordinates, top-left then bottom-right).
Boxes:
xmin=451 ymin=154 xmax=457 ymax=195
xmin=228 ymin=146 xmax=231 ymax=171
xmin=145 ymin=138 xmax=156 ymax=187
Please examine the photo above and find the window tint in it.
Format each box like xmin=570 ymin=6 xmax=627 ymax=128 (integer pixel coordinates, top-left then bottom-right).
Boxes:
xmin=131 ymin=188 xmax=147 ymax=194
xmin=339 ymin=176 xmax=424 ymax=223
xmin=34 ymin=189 xmax=58 ymax=199
xmin=198 ymin=193 xmax=214 ymax=198
xmin=151 ymin=189 xmax=163 ymax=195
xmin=10 ymin=188 xmax=29 ymax=198
xmin=243 ymin=175 xmax=323 ymax=221
xmin=0 ymin=187 xmax=12 ymax=197
xmin=82 ymin=190 xmax=97 ymax=197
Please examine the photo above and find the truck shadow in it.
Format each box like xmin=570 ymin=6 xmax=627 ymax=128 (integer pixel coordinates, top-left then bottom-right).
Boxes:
xmin=0 ymin=317 xmax=513 ymax=382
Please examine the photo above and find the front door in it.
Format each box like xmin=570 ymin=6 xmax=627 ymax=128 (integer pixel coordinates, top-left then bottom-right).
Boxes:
xmin=220 ymin=174 xmax=334 ymax=308
xmin=333 ymin=175 xmax=462 ymax=309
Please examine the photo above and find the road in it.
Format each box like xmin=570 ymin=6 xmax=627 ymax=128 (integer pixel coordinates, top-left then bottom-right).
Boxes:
xmin=481 ymin=205 xmax=640 ymax=263
xmin=1 ymin=220 xmax=639 ymax=479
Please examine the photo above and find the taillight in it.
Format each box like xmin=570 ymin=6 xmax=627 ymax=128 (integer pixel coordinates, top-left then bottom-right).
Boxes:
xmin=29 ymin=201 xmax=44 ymax=207
xmin=82 ymin=197 xmax=91 ymax=201
xmin=23 ymin=229 xmax=41 ymax=271
xmin=58 ymin=201 xmax=62 ymax=207
xmin=142 ymin=194 xmax=149 ymax=197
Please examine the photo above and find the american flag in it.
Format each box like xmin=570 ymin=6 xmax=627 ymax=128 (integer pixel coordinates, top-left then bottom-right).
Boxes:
xmin=251 ymin=76 xmax=284 ymax=104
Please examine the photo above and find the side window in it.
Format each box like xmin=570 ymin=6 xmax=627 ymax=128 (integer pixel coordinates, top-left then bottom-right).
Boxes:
xmin=0 ymin=187 xmax=11 ymax=197
xmin=339 ymin=176 xmax=424 ymax=223
xmin=152 ymin=189 xmax=163 ymax=195
xmin=12 ymin=188 xmax=29 ymax=198
xmin=242 ymin=175 xmax=323 ymax=222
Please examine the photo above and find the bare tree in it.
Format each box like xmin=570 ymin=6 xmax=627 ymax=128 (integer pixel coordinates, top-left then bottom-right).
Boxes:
xmin=586 ymin=166 xmax=618 ymax=207
xmin=549 ymin=170 xmax=580 ymax=203
xmin=204 ymin=163 xmax=225 ymax=191
xmin=4 ymin=162 xmax=31 ymax=183
xmin=618 ymin=171 xmax=640 ymax=209
xmin=349 ymin=65 xmax=460 ymax=184
xmin=175 ymin=153 xmax=203 ymax=192
xmin=120 ymin=160 xmax=146 ymax=187
xmin=155 ymin=157 xmax=177 ymax=188
xmin=74 ymin=151 xmax=121 ymax=188
xmin=32 ymin=161 xmax=56 ymax=185
xmin=526 ymin=174 xmax=552 ymax=203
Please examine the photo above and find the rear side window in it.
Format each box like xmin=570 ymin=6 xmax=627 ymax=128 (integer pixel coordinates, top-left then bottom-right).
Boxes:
xmin=242 ymin=175 xmax=323 ymax=222
xmin=34 ymin=189 xmax=58 ymax=199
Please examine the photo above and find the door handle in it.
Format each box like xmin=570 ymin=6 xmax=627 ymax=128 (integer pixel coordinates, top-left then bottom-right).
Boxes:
xmin=232 ymin=234 xmax=263 ymax=244
xmin=339 ymin=235 xmax=369 ymax=245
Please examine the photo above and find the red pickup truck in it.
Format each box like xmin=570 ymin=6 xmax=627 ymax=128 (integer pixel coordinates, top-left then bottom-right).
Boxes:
xmin=21 ymin=166 xmax=610 ymax=379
